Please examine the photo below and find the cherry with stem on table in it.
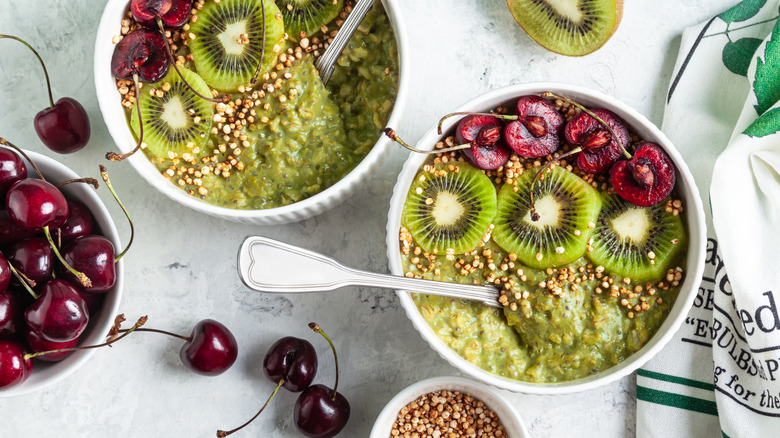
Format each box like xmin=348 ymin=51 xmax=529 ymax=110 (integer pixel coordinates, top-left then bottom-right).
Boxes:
xmin=0 ymin=35 xmax=90 ymax=154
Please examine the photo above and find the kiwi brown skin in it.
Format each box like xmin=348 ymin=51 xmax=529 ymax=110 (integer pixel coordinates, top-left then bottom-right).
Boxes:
xmin=506 ymin=0 xmax=623 ymax=57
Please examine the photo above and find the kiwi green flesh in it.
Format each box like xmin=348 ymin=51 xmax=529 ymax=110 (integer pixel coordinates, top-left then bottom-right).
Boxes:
xmin=402 ymin=163 xmax=497 ymax=256
xmin=278 ymin=0 xmax=344 ymax=42
xmin=189 ymin=0 xmax=285 ymax=92
xmin=506 ymin=0 xmax=618 ymax=56
xmin=492 ymin=166 xmax=602 ymax=269
xmin=587 ymin=194 xmax=686 ymax=284
xmin=130 ymin=67 xmax=214 ymax=159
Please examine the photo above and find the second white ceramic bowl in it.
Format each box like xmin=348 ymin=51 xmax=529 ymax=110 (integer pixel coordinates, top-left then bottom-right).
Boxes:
xmin=370 ymin=376 xmax=529 ymax=438
xmin=94 ymin=0 xmax=410 ymax=225
xmin=0 ymin=151 xmax=124 ymax=397
xmin=385 ymin=83 xmax=707 ymax=394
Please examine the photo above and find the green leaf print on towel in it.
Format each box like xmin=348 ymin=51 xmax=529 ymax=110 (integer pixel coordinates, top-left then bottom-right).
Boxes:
xmin=753 ymin=21 xmax=780 ymax=115
xmin=722 ymin=37 xmax=764 ymax=75
xmin=719 ymin=0 xmax=767 ymax=23
xmin=744 ymin=107 xmax=780 ymax=137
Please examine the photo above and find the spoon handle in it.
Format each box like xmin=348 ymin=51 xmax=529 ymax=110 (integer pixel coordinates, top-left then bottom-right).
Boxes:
xmin=315 ymin=0 xmax=375 ymax=85
xmin=237 ymin=236 xmax=501 ymax=308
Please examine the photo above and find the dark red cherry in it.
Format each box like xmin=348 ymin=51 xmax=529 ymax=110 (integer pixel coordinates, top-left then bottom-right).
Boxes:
xmin=564 ymin=108 xmax=629 ymax=174
xmin=111 ymin=28 xmax=170 ymax=82
xmin=456 ymin=115 xmax=510 ymax=170
xmin=0 ymin=252 xmax=10 ymax=292
xmin=263 ymin=336 xmax=318 ymax=392
xmin=0 ymin=339 xmax=32 ymax=389
xmin=611 ymin=142 xmax=676 ymax=207
xmin=79 ymin=290 xmax=105 ymax=316
xmin=180 ymin=319 xmax=238 ymax=376
xmin=24 ymin=328 xmax=79 ymax=362
xmin=5 ymin=179 xmax=69 ymax=232
xmin=0 ymin=210 xmax=34 ymax=247
xmin=54 ymin=200 xmax=95 ymax=244
xmin=131 ymin=0 xmax=192 ymax=29
xmin=504 ymin=95 xmax=564 ymax=158
xmin=294 ymin=384 xmax=351 ymax=438
xmin=8 ymin=237 xmax=54 ymax=287
xmin=34 ymin=98 xmax=90 ymax=154
xmin=60 ymin=235 xmax=115 ymax=294
xmin=0 ymin=288 xmax=23 ymax=339
xmin=25 ymin=279 xmax=89 ymax=343
xmin=0 ymin=148 xmax=26 ymax=198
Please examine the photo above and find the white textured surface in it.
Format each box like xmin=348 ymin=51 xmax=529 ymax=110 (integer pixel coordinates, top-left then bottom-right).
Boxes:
xmin=0 ymin=0 xmax=734 ymax=436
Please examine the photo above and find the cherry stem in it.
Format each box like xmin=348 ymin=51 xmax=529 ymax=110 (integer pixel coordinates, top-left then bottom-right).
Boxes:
xmin=6 ymin=262 xmax=38 ymax=300
xmin=249 ymin=0 xmax=267 ymax=85
xmin=0 ymin=137 xmax=45 ymax=180
xmin=309 ymin=322 xmax=339 ymax=400
xmin=43 ymin=226 xmax=92 ymax=288
xmin=528 ymin=147 xmax=582 ymax=222
xmin=541 ymin=92 xmax=632 ymax=159
xmin=24 ymin=315 xmax=147 ymax=360
xmin=107 ymin=75 xmax=145 ymax=161
xmin=99 ymin=165 xmax=134 ymax=262
xmin=0 ymin=35 xmax=54 ymax=108
xmin=216 ymin=378 xmax=285 ymax=437
xmin=156 ymin=18 xmax=227 ymax=103
xmin=117 ymin=327 xmax=191 ymax=342
xmin=57 ymin=178 xmax=99 ymax=190
xmin=437 ymin=111 xmax=517 ymax=135
xmin=384 ymin=128 xmax=471 ymax=155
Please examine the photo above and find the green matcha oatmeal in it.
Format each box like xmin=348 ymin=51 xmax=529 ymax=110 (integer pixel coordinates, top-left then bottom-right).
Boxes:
xmin=397 ymin=98 xmax=688 ymax=383
xmin=115 ymin=0 xmax=398 ymax=209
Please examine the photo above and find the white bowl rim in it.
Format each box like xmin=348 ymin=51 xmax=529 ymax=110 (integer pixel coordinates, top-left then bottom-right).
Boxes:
xmin=368 ymin=375 xmax=530 ymax=438
xmin=93 ymin=0 xmax=410 ymax=224
xmin=0 ymin=150 xmax=124 ymax=397
xmin=385 ymin=82 xmax=707 ymax=395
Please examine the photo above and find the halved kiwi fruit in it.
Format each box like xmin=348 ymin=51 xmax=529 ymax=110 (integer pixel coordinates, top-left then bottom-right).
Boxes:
xmin=506 ymin=0 xmax=623 ymax=56
xmin=587 ymin=193 xmax=686 ymax=283
xmin=402 ymin=163 xmax=497 ymax=256
xmin=278 ymin=0 xmax=344 ymax=41
xmin=189 ymin=0 xmax=286 ymax=92
xmin=492 ymin=166 xmax=602 ymax=269
xmin=129 ymin=67 xmax=214 ymax=159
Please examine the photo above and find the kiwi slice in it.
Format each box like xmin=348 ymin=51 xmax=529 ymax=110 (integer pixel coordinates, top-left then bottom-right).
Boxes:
xmin=189 ymin=0 xmax=286 ymax=92
xmin=492 ymin=166 xmax=602 ymax=269
xmin=506 ymin=0 xmax=622 ymax=56
xmin=588 ymin=194 xmax=686 ymax=283
xmin=278 ymin=0 xmax=344 ymax=41
xmin=402 ymin=163 xmax=497 ymax=256
xmin=129 ymin=67 xmax=214 ymax=159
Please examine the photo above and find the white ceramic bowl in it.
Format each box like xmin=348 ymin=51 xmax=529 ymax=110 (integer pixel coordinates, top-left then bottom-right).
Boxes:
xmin=0 ymin=151 xmax=124 ymax=397
xmin=369 ymin=376 xmax=529 ymax=438
xmin=94 ymin=0 xmax=409 ymax=225
xmin=385 ymin=83 xmax=707 ymax=394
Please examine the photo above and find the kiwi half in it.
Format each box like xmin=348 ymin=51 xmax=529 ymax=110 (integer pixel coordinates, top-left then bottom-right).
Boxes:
xmin=278 ymin=0 xmax=344 ymax=41
xmin=587 ymin=194 xmax=686 ymax=283
xmin=189 ymin=0 xmax=285 ymax=92
xmin=492 ymin=166 xmax=602 ymax=269
xmin=130 ymin=67 xmax=214 ymax=159
xmin=402 ymin=163 xmax=497 ymax=256
xmin=506 ymin=0 xmax=623 ymax=56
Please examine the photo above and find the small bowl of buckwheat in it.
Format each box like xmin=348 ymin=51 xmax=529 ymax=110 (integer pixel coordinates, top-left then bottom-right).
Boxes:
xmin=369 ymin=376 xmax=529 ymax=438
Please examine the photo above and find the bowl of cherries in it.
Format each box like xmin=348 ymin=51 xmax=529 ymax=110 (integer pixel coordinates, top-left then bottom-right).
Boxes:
xmin=0 ymin=142 xmax=125 ymax=396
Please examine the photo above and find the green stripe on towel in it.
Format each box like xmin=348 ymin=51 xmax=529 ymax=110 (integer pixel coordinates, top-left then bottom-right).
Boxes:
xmin=637 ymin=386 xmax=719 ymax=416
xmin=637 ymin=369 xmax=715 ymax=391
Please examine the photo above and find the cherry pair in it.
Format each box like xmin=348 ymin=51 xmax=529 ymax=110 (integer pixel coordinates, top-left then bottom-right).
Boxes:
xmin=218 ymin=323 xmax=350 ymax=438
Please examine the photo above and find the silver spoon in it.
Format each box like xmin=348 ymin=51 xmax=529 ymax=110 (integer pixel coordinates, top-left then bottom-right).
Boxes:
xmin=237 ymin=236 xmax=502 ymax=308
xmin=314 ymin=0 xmax=375 ymax=85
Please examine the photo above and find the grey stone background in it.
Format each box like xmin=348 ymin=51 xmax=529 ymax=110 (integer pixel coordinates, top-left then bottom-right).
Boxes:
xmin=0 ymin=0 xmax=733 ymax=436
